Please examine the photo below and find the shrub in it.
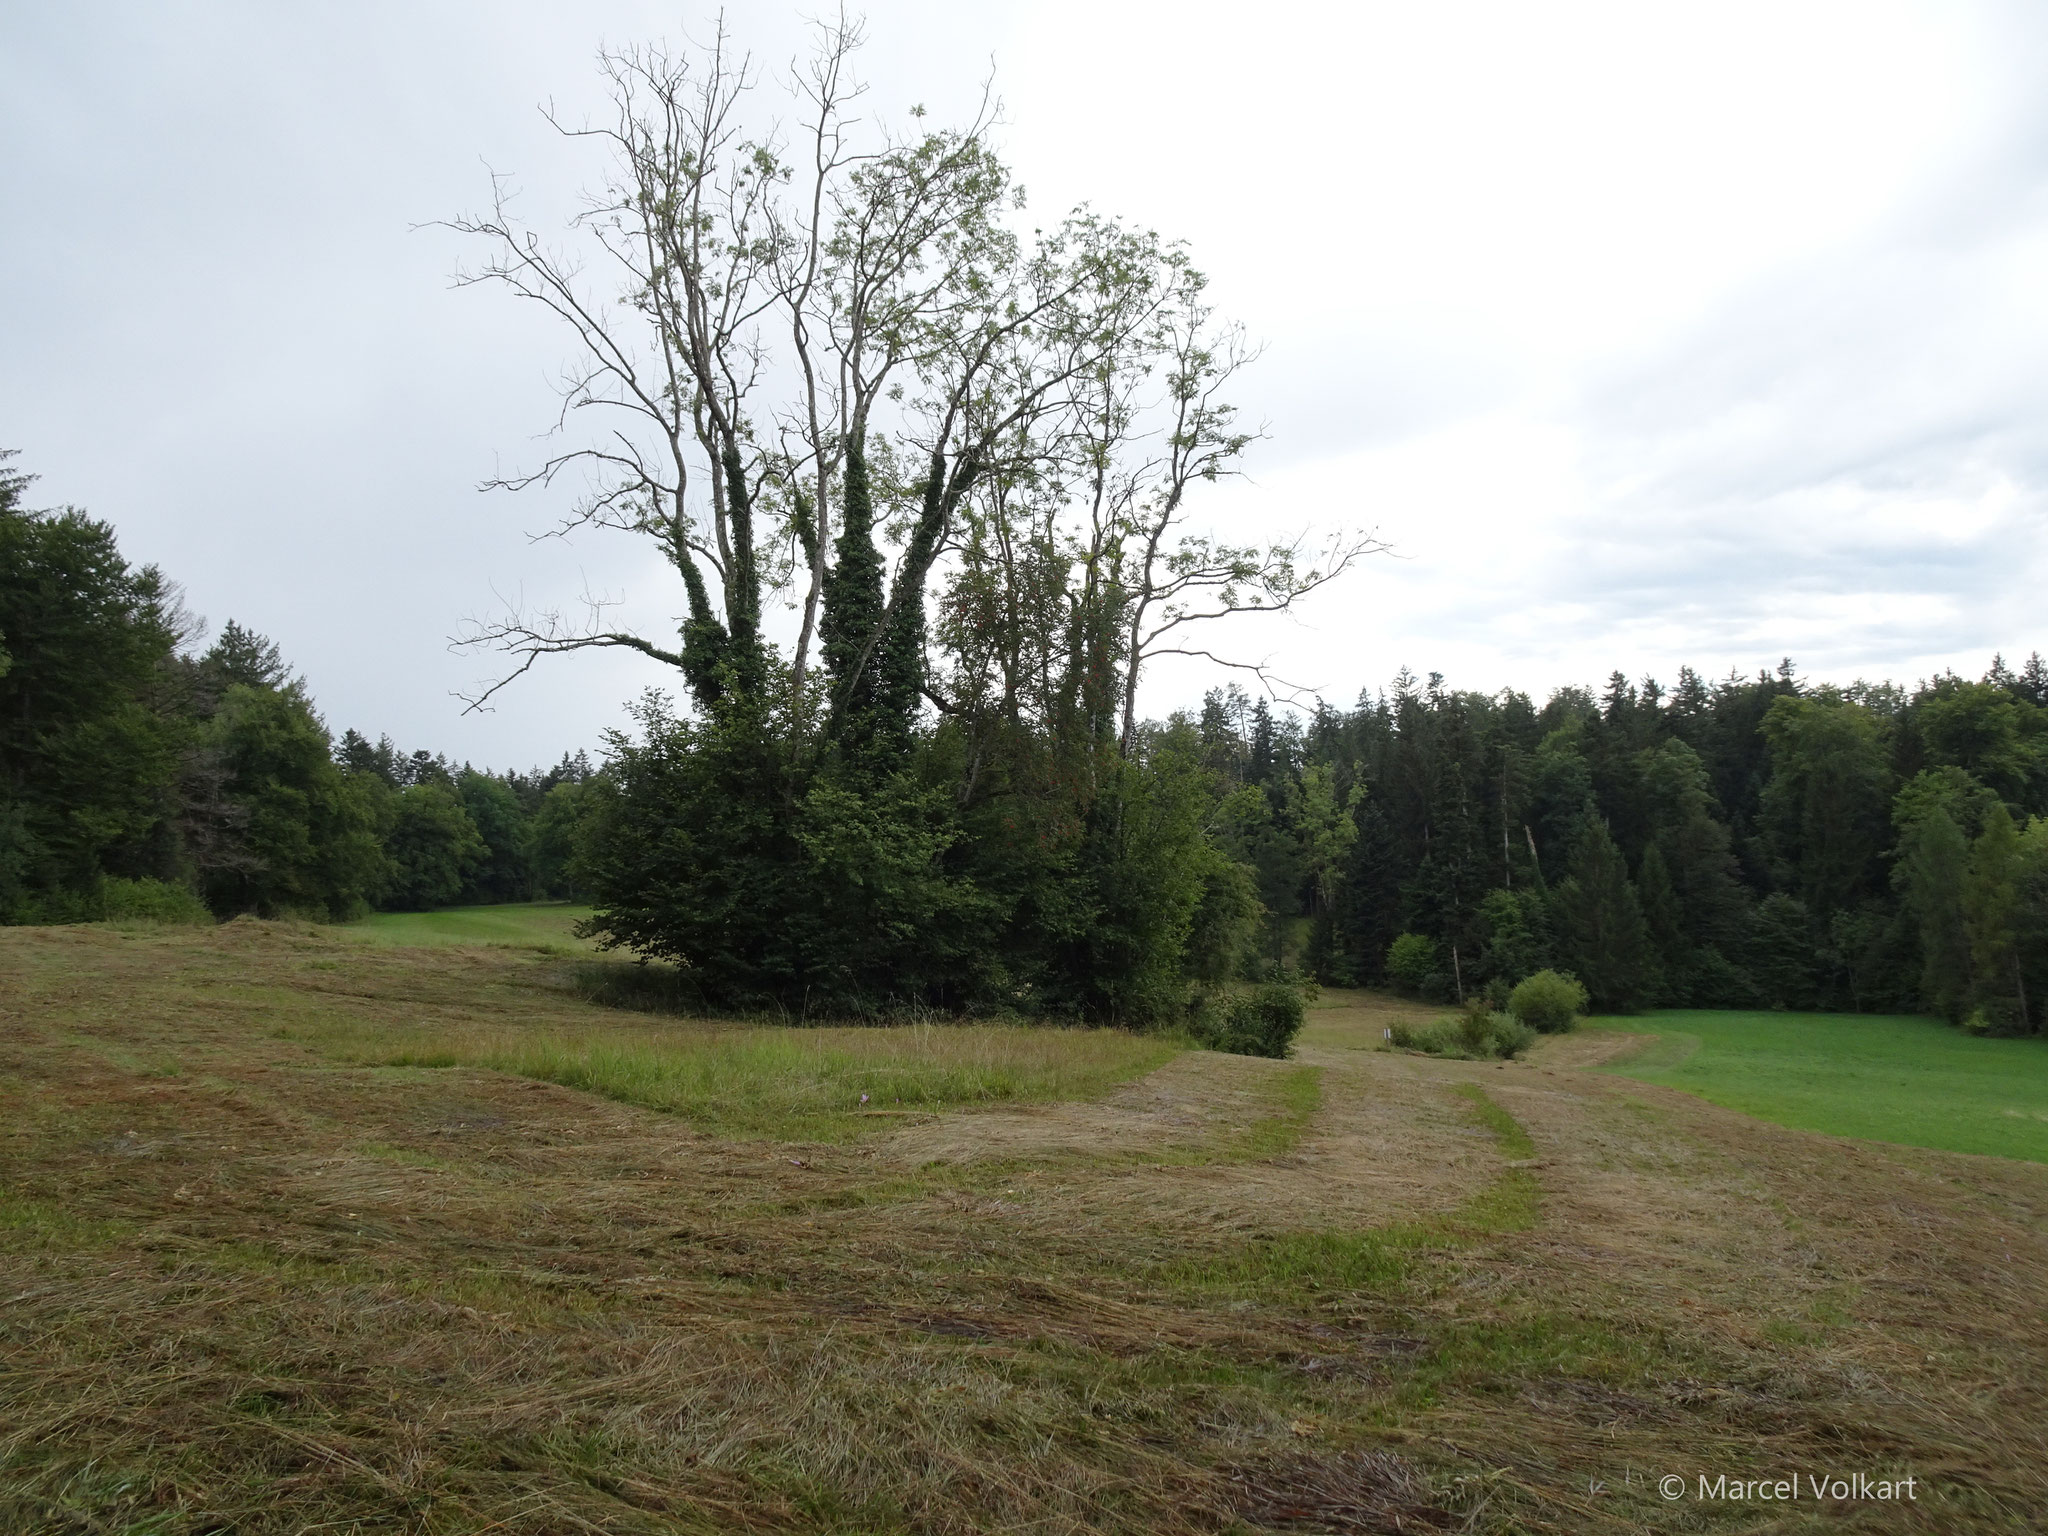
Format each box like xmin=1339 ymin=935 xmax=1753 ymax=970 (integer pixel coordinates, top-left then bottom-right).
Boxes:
xmin=1491 ymin=1014 xmax=1538 ymax=1057
xmin=1191 ymin=982 xmax=1305 ymax=1059
xmin=1509 ymin=969 xmax=1588 ymax=1033
xmin=1387 ymin=1003 xmax=1534 ymax=1061
xmin=98 ymin=876 xmax=212 ymax=925
xmin=1385 ymin=932 xmax=1436 ymax=994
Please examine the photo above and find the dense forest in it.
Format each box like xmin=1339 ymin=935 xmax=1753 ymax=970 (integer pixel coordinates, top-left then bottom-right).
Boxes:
xmin=1191 ymin=663 xmax=2048 ymax=1033
xmin=0 ymin=451 xmax=595 ymax=928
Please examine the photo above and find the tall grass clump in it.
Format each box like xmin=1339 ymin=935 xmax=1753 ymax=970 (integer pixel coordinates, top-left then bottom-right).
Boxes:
xmin=1390 ymin=1000 xmax=1536 ymax=1061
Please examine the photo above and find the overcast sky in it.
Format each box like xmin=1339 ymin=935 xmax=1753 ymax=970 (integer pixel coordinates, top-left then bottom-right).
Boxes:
xmin=5 ymin=1 xmax=2044 ymax=767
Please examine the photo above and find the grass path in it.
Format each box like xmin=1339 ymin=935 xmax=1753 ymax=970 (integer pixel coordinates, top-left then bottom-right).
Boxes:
xmin=1580 ymin=1008 xmax=2048 ymax=1163
xmin=341 ymin=901 xmax=596 ymax=950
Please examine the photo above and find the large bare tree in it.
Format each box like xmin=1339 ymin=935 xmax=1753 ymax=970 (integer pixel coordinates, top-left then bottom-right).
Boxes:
xmin=447 ymin=17 xmax=1377 ymax=747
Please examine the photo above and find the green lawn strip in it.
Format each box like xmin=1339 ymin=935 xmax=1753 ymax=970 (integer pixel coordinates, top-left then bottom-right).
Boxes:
xmin=1164 ymin=1082 xmax=1538 ymax=1299
xmin=0 ymin=1186 xmax=128 ymax=1251
xmin=289 ymin=1015 xmax=1184 ymax=1146
xmin=339 ymin=902 xmax=596 ymax=951
xmin=1586 ymin=1009 xmax=2048 ymax=1163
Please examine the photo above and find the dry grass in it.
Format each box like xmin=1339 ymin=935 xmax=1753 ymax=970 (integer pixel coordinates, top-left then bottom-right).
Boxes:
xmin=2 ymin=926 xmax=2046 ymax=1533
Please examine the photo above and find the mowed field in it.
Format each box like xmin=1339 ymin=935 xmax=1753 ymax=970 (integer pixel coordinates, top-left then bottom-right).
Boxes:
xmin=5 ymin=924 xmax=2048 ymax=1533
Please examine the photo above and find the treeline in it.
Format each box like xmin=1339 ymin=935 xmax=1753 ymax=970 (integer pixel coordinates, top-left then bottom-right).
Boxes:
xmin=0 ymin=456 xmax=598 ymax=924
xmin=1198 ymin=660 xmax=2048 ymax=1033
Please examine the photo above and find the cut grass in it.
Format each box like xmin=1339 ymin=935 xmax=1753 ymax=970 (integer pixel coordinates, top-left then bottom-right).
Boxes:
xmin=284 ymin=1013 xmax=1179 ymax=1142
xmin=342 ymin=901 xmax=596 ymax=951
xmin=1168 ymin=1083 xmax=1539 ymax=1298
xmin=1586 ymin=1008 xmax=2048 ymax=1163
xmin=6 ymin=925 xmax=2048 ymax=1534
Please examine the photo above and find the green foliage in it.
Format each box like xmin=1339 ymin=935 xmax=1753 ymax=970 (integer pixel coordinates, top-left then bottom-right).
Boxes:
xmin=1476 ymin=886 xmax=1549 ymax=986
xmin=579 ymin=694 xmax=1234 ymax=1022
xmin=383 ymin=783 xmax=487 ymax=911
xmin=0 ymin=484 xmax=185 ymax=918
xmin=200 ymin=618 xmax=290 ymax=694
xmin=12 ymin=432 xmax=2047 ymax=1035
xmin=1638 ymin=738 xmax=1751 ymax=971
xmin=1508 ymin=968 xmax=1588 ymax=1033
xmin=526 ymin=779 xmax=598 ymax=899
xmin=1552 ymin=820 xmax=1656 ymax=1011
xmin=1760 ymin=693 xmax=1892 ymax=915
xmin=1912 ymin=678 xmax=2046 ymax=805
xmin=1749 ymin=892 xmax=1822 ymax=1010
xmin=1189 ymin=982 xmax=1306 ymax=1058
xmin=455 ymin=769 xmax=530 ymax=902
xmin=579 ymin=696 xmax=990 ymax=1014
xmin=1051 ymin=745 xmax=1226 ymax=1022
xmin=1389 ymin=1000 xmax=1535 ymax=1060
xmin=198 ymin=685 xmax=386 ymax=919
xmin=1961 ymin=804 xmax=2025 ymax=1031
xmin=1899 ymin=806 xmax=1973 ymax=1022
xmin=819 ymin=439 xmax=888 ymax=758
xmin=95 ymin=875 xmax=212 ymax=925
xmin=1325 ymin=787 xmax=1399 ymax=983
xmin=1385 ymin=932 xmax=1437 ymax=993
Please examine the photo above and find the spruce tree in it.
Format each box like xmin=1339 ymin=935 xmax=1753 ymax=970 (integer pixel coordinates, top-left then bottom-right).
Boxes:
xmin=1329 ymin=789 xmax=1401 ymax=983
xmin=1554 ymin=819 xmax=1657 ymax=1011
xmin=1637 ymin=841 xmax=1687 ymax=985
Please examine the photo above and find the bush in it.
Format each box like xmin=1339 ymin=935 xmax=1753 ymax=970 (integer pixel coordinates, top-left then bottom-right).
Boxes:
xmin=98 ymin=876 xmax=212 ymax=925
xmin=1388 ymin=1001 xmax=1534 ymax=1061
xmin=1191 ymin=982 xmax=1305 ymax=1059
xmin=1508 ymin=969 xmax=1588 ymax=1033
xmin=1385 ymin=932 xmax=1436 ymax=994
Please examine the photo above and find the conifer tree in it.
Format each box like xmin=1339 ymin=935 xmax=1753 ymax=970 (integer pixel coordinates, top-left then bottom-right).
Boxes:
xmin=1328 ymin=788 xmax=1401 ymax=983
xmin=1637 ymin=841 xmax=1686 ymax=979
xmin=1553 ymin=819 xmax=1657 ymax=1011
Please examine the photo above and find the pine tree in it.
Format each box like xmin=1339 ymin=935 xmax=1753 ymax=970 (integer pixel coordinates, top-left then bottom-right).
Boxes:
xmin=1553 ymin=819 xmax=1657 ymax=1010
xmin=1329 ymin=788 xmax=1401 ymax=983
xmin=201 ymin=620 xmax=290 ymax=696
xmin=1748 ymin=893 xmax=1820 ymax=1010
xmin=1637 ymin=841 xmax=1686 ymax=981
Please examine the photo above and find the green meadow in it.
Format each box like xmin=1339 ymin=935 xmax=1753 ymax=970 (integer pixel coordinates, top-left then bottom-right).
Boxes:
xmin=1588 ymin=1009 xmax=2048 ymax=1163
xmin=342 ymin=901 xmax=596 ymax=950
